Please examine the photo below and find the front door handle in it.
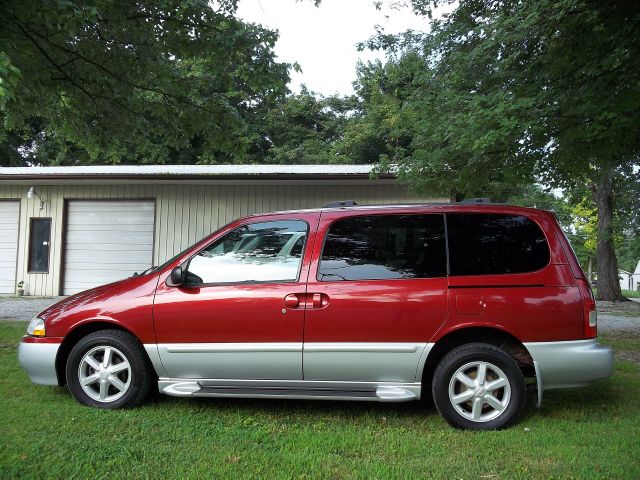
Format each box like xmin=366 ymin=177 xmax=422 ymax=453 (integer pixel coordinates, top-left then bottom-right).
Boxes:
xmin=284 ymin=294 xmax=300 ymax=308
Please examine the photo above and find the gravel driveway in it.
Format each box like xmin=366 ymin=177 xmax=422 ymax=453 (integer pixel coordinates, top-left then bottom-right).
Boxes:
xmin=598 ymin=314 xmax=640 ymax=334
xmin=596 ymin=300 xmax=640 ymax=334
xmin=0 ymin=296 xmax=66 ymax=321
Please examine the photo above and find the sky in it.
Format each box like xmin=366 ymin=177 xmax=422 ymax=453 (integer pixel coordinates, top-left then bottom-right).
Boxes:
xmin=236 ymin=0 xmax=430 ymax=96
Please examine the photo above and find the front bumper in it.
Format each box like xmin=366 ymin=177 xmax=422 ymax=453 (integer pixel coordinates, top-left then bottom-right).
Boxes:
xmin=525 ymin=339 xmax=614 ymax=404
xmin=18 ymin=337 xmax=61 ymax=386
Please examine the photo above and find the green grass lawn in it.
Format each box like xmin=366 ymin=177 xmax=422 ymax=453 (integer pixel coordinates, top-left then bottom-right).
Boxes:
xmin=1 ymin=322 xmax=639 ymax=479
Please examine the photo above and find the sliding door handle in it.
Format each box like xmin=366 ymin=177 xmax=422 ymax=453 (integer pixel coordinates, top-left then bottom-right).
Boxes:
xmin=312 ymin=293 xmax=330 ymax=308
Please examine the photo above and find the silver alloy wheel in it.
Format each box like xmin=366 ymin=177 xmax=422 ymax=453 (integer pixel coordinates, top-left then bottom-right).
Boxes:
xmin=78 ymin=345 xmax=132 ymax=403
xmin=448 ymin=361 xmax=511 ymax=423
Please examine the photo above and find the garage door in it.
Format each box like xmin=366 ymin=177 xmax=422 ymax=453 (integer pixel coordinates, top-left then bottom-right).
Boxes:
xmin=63 ymin=201 xmax=155 ymax=295
xmin=0 ymin=201 xmax=19 ymax=294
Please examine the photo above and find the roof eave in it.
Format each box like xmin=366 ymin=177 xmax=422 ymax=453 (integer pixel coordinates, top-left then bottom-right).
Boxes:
xmin=0 ymin=173 xmax=395 ymax=181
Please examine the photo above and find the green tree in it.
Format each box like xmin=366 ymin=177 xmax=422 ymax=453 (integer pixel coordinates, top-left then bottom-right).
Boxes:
xmin=253 ymin=88 xmax=364 ymax=164
xmin=0 ymin=0 xmax=290 ymax=165
xmin=362 ymin=0 xmax=640 ymax=300
xmin=617 ymin=236 xmax=640 ymax=277
xmin=339 ymin=59 xmax=418 ymax=166
xmin=570 ymin=196 xmax=598 ymax=282
xmin=611 ymin=171 xmax=640 ymax=277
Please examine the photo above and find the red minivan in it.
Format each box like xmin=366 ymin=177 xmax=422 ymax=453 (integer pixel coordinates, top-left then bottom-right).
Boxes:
xmin=19 ymin=202 xmax=613 ymax=430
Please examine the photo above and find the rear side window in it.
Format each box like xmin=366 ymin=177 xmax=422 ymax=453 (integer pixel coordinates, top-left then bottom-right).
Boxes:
xmin=447 ymin=213 xmax=549 ymax=276
xmin=319 ymin=214 xmax=447 ymax=281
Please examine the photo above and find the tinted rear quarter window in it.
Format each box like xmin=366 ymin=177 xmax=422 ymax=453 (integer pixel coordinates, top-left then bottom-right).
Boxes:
xmin=319 ymin=214 xmax=447 ymax=281
xmin=447 ymin=213 xmax=550 ymax=276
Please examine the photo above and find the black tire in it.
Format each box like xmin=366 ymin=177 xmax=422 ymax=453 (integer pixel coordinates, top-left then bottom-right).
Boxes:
xmin=432 ymin=343 xmax=525 ymax=430
xmin=66 ymin=329 xmax=154 ymax=409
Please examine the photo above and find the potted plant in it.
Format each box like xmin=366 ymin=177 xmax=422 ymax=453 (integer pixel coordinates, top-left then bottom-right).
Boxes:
xmin=17 ymin=281 xmax=24 ymax=297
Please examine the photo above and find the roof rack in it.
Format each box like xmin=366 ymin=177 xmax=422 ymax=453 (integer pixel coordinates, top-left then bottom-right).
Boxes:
xmin=324 ymin=200 xmax=358 ymax=208
xmin=458 ymin=198 xmax=493 ymax=204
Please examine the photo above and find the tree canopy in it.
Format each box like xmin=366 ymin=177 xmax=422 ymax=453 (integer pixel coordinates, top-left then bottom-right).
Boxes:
xmin=2 ymin=0 xmax=639 ymax=298
xmin=253 ymin=87 xmax=364 ymax=165
xmin=356 ymin=0 xmax=640 ymax=299
xmin=0 ymin=0 xmax=290 ymax=165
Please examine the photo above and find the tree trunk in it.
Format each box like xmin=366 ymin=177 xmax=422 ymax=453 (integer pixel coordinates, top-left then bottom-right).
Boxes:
xmin=587 ymin=256 xmax=593 ymax=284
xmin=591 ymin=170 xmax=625 ymax=301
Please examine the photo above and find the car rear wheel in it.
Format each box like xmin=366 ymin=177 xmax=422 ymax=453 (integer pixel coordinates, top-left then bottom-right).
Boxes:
xmin=432 ymin=343 xmax=525 ymax=430
xmin=66 ymin=329 xmax=153 ymax=409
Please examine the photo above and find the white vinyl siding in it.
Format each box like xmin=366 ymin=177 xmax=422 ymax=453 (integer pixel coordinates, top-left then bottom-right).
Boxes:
xmin=0 ymin=201 xmax=19 ymax=294
xmin=63 ymin=201 xmax=155 ymax=295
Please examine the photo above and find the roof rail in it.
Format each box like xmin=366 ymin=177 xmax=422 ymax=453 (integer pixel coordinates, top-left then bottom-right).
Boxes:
xmin=324 ymin=200 xmax=358 ymax=208
xmin=458 ymin=198 xmax=493 ymax=204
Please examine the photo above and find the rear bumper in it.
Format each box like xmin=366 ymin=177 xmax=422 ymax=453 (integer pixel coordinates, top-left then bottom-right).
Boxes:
xmin=525 ymin=339 xmax=614 ymax=392
xmin=18 ymin=338 xmax=61 ymax=386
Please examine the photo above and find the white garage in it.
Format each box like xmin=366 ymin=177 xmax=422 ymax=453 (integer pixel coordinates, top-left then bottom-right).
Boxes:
xmin=0 ymin=165 xmax=437 ymax=296
xmin=62 ymin=200 xmax=155 ymax=295
xmin=0 ymin=201 xmax=20 ymax=294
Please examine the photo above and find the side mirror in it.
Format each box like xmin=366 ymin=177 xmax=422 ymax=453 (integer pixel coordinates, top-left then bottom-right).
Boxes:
xmin=167 ymin=266 xmax=185 ymax=287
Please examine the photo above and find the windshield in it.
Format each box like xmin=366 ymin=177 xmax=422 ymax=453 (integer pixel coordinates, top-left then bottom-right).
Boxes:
xmin=141 ymin=220 xmax=237 ymax=276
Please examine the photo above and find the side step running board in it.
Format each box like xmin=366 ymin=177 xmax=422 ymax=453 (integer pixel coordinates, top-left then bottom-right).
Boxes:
xmin=159 ymin=380 xmax=419 ymax=402
xmin=200 ymin=386 xmax=379 ymax=398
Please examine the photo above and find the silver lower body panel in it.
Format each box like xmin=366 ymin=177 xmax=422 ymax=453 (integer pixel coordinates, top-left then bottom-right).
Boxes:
xmin=18 ymin=341 xmax=60 ymax=386
xmin=158 ymin=378 xmax=422 ymax=402
xmin=524 ymin=339 xmax=614 ymax=394
xmin=303 ymin=342 xmax=430 ymax=382
xmin=156 ymin=343 xmax=302 ymax=380
xmin=153 ymin=342 xmax=431 ymax=383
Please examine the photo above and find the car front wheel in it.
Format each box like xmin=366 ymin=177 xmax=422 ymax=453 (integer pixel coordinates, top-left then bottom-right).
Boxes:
xmin=432 ymin=343 xmax=525 ymax=430
xmin=66 ymin=329 xmax=153 ymax=409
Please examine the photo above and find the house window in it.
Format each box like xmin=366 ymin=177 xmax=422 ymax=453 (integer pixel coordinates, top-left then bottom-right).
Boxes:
xmin=28 ymin=218 xmax=51 ymax=273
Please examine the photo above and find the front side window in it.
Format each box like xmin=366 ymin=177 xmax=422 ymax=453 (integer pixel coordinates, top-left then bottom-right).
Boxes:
xmin=28 ymin=218 xmax=51 ymax=273
xmin=187 ymin=220 xmax=308 ymax=284
xmin=319 ymin=214 xmax=447 ymax=281
xmin=447 ymin=213 xmax=550 ymax=276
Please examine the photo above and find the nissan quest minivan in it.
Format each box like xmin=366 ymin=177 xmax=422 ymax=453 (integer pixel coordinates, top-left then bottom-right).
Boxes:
xmin=19 ymin=202 xmax=613 ymax=430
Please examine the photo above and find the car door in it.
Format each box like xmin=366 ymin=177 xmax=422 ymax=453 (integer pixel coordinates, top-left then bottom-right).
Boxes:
xmin=303 ymin=209 xmax=450 ymax=383
xmin=153 ymin=213 xmax=320 ymax=380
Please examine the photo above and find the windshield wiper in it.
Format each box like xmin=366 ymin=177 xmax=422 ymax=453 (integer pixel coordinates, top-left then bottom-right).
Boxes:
xmin=133 ymin=266 xmax=155 ymax=277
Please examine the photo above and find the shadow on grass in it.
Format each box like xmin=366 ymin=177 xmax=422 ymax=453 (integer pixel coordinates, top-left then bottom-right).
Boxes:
xmin=19 ymin=372 xmax=631 ymax=438
xmin=148 ymin=392 xmax=436 ymax=418
xmin=139 ymin=374 xmax=628 ymax=425
xmin=33 ymin=364 xmax=629 ymax=421
xmin=522 ymin=377 xmax=630 ymax=423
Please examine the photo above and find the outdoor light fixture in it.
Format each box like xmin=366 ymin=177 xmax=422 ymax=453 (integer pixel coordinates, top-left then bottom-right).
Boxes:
xmin=27 ymin=186 xmax=45 ymax=210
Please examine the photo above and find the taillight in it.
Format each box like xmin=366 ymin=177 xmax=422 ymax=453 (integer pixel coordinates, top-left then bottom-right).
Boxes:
xmin=576 ymin=278 xmax=597 ymax=338
xmin=556 ymin=221 xmax=597 ymax=337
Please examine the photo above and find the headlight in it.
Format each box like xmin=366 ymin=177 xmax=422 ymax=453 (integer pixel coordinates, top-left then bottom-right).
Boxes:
xmin=27 ymin=317 xmax=46 ymax=337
